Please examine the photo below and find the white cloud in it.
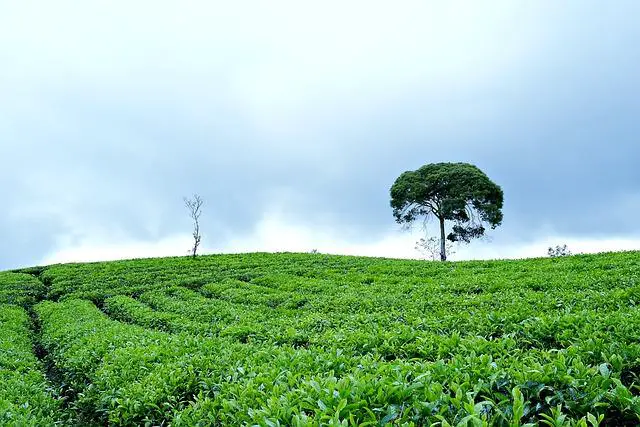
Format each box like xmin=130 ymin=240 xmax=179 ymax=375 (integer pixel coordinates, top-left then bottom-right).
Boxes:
xmin=0 ymin=0 xmax=545 ymax=127
xmin=41 ymin=234 xmax=193 ymax=265
xmin=3 ymin=1 xmax=640 ymax=270
xmin=40 ymin=208 xmax=640 ymax=266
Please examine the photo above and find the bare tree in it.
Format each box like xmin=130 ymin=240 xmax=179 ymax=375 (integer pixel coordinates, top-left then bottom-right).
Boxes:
xmin=415 ymin=236 xmax=456 ymax=261
xmin=184 ymin=194 xmax=203 ymax=258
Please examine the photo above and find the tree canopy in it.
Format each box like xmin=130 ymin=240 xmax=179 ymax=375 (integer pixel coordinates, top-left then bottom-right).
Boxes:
xmin=390 ymin=162 xmax=504 ymax=260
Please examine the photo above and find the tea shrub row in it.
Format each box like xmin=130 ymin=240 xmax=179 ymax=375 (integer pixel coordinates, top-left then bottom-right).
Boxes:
xmin=0 ymin=272 xmax=46 ymax=307
xmin=38 ymin=298 xmax=640 ymax=425
xmin=34 ymin=251 xmax=640 ymax=424
xmin=11 ymin=251 xmax=640 ymax=424
xmin=0 ymin=304 xmax=60 ymax=425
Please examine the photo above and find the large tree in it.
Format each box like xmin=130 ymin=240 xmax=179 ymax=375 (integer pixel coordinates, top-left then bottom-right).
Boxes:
xmin=390 ymin=162 xmax=504 ymax=261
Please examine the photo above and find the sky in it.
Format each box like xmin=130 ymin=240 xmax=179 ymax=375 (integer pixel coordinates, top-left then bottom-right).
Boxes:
xmin=1 ymin=1 xmax=640 ymax=270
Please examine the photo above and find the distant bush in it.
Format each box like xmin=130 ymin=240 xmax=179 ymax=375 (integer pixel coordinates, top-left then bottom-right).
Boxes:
xmin=548 ymin=244 xmax=572 ymax=258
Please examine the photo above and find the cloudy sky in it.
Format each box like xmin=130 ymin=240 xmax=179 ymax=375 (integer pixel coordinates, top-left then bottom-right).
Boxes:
xmin=1 ymin=1 xmax=639 ymax=269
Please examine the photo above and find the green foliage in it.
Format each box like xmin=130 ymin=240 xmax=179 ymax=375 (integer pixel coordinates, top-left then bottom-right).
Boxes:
xmin=5 ymin=251 xmax=640 ymax=424
xmin=0 ymin=304 xmax=60 ymax=426
xmin=0 ymin=272 xmax=46 ymax=307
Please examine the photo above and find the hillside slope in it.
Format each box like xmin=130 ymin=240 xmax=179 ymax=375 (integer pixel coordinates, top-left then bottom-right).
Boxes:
xmin=2 ymin=251 xmax=640 ymax=425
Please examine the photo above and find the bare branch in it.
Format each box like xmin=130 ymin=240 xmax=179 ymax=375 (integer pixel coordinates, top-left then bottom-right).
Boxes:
xmin=415 ymin=235 xmax=456 ymax=261
xmin=184 ymin=194 xmax=203 ymax=258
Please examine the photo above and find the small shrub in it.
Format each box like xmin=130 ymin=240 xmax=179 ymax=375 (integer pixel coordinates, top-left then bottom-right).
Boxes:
xmin=548 ymin=244 xmax=572 ymax=258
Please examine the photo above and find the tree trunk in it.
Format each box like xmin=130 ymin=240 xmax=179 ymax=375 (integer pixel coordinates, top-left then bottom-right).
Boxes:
xmin=439 ymin=216 xmax=446 ymax=261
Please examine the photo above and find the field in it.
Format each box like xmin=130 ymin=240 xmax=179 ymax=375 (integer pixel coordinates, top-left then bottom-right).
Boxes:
xmin=2 ymin=252 xmax=640 ymax=425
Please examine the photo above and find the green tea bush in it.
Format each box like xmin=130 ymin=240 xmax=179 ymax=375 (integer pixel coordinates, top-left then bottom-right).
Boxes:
xmin=0 ymin=304 xmax=60 ymax=426
xmin=0 ymin=272 xmax=46 ymax=307
xmin=7 ymin=251 xmax=640 ymax=424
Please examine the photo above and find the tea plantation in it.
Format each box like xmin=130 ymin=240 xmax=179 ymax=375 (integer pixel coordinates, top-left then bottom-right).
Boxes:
xmin=2 ymin=251 xmax=640 ymax=426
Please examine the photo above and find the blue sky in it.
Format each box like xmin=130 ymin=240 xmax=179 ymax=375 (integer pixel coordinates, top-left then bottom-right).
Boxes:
xmin=1 ymin=1 xmax=639 ymax=269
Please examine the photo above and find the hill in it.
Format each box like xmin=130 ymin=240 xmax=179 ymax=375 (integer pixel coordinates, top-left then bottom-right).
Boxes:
xmin=2 ymin=251 xmax=640 ymax=425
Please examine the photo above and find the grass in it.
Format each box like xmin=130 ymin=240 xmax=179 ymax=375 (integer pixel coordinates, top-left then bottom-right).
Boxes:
xmin=2 ymin=251 xmax=640 ymax=425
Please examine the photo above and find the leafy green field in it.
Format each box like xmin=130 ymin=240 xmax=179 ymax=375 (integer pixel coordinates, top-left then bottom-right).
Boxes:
xmin=2 ymin=252 xmax=640 ymax=425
